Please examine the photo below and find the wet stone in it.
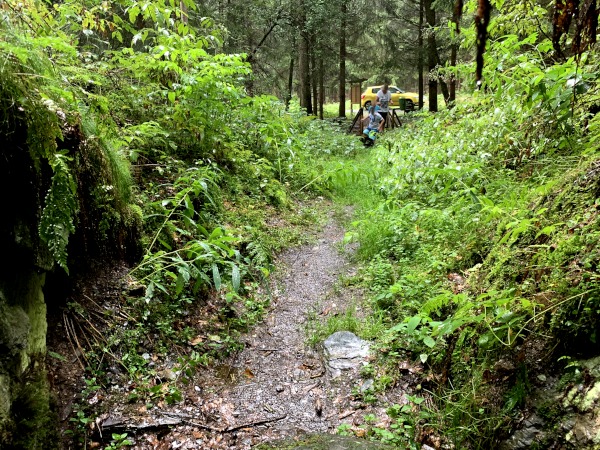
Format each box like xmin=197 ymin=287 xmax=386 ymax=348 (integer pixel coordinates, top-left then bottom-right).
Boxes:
xmin=324 ymin=331 xmax=370 ymax=372
xmin=360 ymin=379 xmax=374 ymax=393
xmin=499 ymin=414 xmax=545 ymax=450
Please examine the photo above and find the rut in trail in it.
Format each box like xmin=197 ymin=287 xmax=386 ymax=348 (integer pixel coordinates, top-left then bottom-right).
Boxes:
xmin=148 ymin=213 xmax=373 ymax=449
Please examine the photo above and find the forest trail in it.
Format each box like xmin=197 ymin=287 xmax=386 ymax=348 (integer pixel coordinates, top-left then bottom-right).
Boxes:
xmin=137 ymin=208 xmax=386 ymax=449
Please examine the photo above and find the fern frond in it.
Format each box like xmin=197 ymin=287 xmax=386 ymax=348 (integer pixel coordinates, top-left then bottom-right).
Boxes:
xmin=39 ymin=151 xmax=77 ymax=273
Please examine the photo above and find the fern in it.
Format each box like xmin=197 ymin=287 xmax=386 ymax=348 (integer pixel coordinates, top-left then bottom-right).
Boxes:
xmin=421 ymin=292 xmax=454 ymax=316
xmin=246 ymin=238 xmax=271 ymax=269
xmin=39 ymin=151 xmax=77 ymax=273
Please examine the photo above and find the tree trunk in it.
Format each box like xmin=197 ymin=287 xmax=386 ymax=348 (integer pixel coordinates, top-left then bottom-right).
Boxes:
xmin=285 ymin=37 xmax=295 ymax=111
xmin=311 ymin=38 xmax=318 ymax=116
xmin=319 ymin=56 xmax=324 ymax=119
xmin=418 ymin=0 xmax=424 ymax=110
xmin=299 ymin=31 xmax=312 ymax=114
xmin=338 ymin=1 xmax=347 ymax=118
xmin=439 ymin=77 xmax=450 ymax=105
xmin=180 ymin=1 xmax=188 ymax=24
xmin=448 ymin=1 xmax=460 ymax=106
xmin=435 ymin=51 xmax=451 ymax=106
xmin=425 ymin=0 xmax=438 ymax=112
xmin=449 ymin=43 xmax=457 ymax=105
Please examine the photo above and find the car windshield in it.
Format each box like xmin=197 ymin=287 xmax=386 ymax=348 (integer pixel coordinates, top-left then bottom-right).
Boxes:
xmin=390 ymin=86 xmax=405 ymax=93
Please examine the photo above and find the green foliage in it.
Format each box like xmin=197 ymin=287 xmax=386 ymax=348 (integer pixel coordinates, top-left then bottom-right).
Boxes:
xmin=343 ymin=31 xmax=600 ymax=448
xmin=105 ymin=433 xmax=133 ymax=450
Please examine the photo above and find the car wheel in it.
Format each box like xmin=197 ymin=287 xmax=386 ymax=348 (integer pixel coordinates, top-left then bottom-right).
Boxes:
xmin=363 ymin=101 xmax=371 ymax=110
xmin=405 ymin=100 xmax=415 ymax=112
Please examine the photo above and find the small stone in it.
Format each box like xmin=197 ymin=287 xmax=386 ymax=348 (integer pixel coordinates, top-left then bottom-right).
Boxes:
xmin=537 ymin=374 xmax=547 ymax=382
xmin=293 ymin=369 xmax=305 ymax=379
xmin=142 ymin=353 xmax=150 ymax=360
xmin=276 ymin=385 xmax=284 ymax=393
xmin=493 ymin=358 xmax=515 ymax=374
xmin=360 ymin=379 xmax=374 ymax=393
xmin=158 ymin=369 xmax=177 ymax=381
xmin=194 ymin=386 xmax=202 ymax=392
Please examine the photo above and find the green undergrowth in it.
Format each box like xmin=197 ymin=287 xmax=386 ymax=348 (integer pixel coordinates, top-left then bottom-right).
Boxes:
xmin=0 ymin=3 xmax=369 ymax=446
xmin=65 ymin=118 xmax=362 ymax=444
xmin=333 ymin=37 xmax=600 ymax=449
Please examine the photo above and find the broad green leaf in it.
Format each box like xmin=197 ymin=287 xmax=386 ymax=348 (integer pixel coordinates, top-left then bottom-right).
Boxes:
xmin=212 ymin=264 xmax=221 ymax=290
xmin=423 ymin=336 xmax=436 ymax=348
xmin=407 ymin=316 xmax=421 ymax=333
xmin=231 ymin=264 xmax=241 ymax=293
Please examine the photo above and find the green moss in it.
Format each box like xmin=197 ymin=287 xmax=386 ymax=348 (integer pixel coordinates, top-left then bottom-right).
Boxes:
xmin=10 ymin=372 xmax=58 ymax=450
xmin=537 ymin=399 xmax=562 ymax=423
xmin=581 ymin=381 xmax=600 ymax=412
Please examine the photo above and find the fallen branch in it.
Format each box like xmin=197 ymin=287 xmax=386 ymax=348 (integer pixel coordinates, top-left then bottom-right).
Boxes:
xmin=338 ymin=409 xmax=357 ymax=420
xmin=224 ymin=414 xmax=287 ymax=432
xmin=63 ymin=313 xmax=86 ymax=371
xmin=177 ymin=418 xmax=223 ymax=433
xmin=160 ymin=411 xmax=286 ymax=433
xmin=102 ymin=415 xmax=182 ymax=431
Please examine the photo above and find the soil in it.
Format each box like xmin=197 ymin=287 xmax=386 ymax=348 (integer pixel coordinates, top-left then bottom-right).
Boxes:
xmin=46 ymin=263 xmax=132 ymax=448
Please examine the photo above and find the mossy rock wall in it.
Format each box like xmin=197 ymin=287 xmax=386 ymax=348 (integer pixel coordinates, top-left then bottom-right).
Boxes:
xmin=0 ymin=273 xmax=51 ymax=447
xmin=0 ymin=117 xmax=55 ymax=446
xmin=0 ymin=88 xmax=139 ymax=447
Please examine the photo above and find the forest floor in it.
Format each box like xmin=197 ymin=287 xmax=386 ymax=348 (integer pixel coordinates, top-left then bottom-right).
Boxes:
xmin=90 ymin=204 xmax=407 ymax=449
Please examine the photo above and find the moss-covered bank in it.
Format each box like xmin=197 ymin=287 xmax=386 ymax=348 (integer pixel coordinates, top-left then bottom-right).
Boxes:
xmin=0 ymin=28 xmax=139 ymax=447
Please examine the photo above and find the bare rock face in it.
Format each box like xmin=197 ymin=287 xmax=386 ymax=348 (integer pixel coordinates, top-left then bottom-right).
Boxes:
xmin=323 ymin=331 xmax=370 ymax=378
xmin=501 ymin=356 xmax=600 ymax=450
xmin=499 ymin=414 xmax=545 ymax=450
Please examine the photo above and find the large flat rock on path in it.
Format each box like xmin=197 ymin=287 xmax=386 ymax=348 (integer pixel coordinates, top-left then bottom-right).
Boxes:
xmin=324 ymin=331 xmax=370 ymax=371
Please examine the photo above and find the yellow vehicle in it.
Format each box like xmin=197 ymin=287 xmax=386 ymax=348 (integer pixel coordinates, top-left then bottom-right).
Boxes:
xmin=360 ymin=85 xmax=419 ymax=111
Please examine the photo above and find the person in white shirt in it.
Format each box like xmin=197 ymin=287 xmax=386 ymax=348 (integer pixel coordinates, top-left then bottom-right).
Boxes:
xmin=376 ymin=84 xmax=393 ymax=128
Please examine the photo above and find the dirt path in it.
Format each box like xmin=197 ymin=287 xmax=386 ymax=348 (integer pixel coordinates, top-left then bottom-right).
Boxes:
xmin=139 ymin=214 xmax=368 ymax=449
